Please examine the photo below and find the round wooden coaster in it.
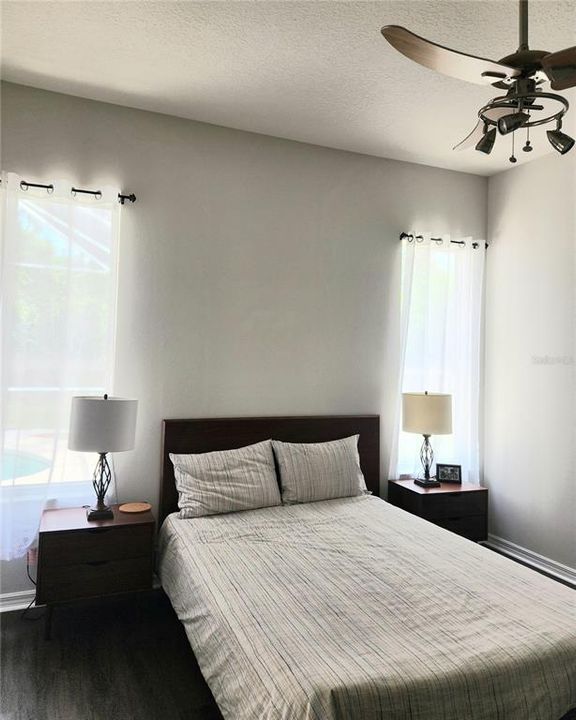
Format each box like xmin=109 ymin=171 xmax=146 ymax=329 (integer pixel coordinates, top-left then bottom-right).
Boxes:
xmin=118 ymin=502 xmax=152 ymax=513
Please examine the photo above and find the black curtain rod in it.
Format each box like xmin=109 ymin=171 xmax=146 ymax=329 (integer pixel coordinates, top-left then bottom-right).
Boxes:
xmin=15 ymin=179 xmax=136 ymax=205
xmin=399 ymin=232 xmax=488 ymax=250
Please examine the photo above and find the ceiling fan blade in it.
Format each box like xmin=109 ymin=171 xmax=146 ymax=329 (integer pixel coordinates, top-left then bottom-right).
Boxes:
xmin=381 ymin=25 xmax=520 ymax=86
xmin=541 ymin=46 xmax=576 ymax=90
xmin=452 ymin=108 xmax=516 ymax=151
xmin=453 ymin=120 xmax=484 ymax=151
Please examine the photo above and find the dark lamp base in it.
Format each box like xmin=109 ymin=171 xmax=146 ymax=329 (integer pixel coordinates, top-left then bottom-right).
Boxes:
xmin=414 ymin=477 xmax=441 ymax=488
xmin=86 ymin=506 xmax=114 ymax=521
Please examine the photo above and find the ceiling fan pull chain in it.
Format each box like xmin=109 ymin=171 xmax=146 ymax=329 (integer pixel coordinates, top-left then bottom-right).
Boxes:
xmin=509 ymin=131 xmax=518 ymax=163
xmin=523 ymin=118 xmax=533 ymax=152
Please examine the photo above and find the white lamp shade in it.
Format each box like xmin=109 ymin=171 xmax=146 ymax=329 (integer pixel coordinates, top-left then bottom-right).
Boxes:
xmin=69 ymin=396 xmax=138 ymax=453
xmin=402 ymin=392 xmax=452 ymax=435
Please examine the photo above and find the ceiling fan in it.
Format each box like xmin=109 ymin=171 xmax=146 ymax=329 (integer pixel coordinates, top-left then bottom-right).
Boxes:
xmin=381 ymin=0 xmax=576 ymax=162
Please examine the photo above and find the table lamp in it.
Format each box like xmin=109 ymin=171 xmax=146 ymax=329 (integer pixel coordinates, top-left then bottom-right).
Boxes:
xmin=402 ymin=391 xmax=452 ymax=488
xmin=69 ymin=394 xmax=138 ymax=520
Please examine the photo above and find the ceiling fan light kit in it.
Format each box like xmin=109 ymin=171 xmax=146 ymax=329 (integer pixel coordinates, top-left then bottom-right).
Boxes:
xmin=381 ymin=0 xmax=576 ymax=163
xmin=475 ymin=126 xmax=497 ymax=155
xmin=546 ymin=125 xmax=575 ymax=155
xmin=497 ymin=111 xmax=530 ymax=136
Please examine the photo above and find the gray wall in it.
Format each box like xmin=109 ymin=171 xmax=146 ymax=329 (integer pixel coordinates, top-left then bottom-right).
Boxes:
xmin=1 ymin=82 xmax=487 ymax=594
xmin=485 ymin=153 xmax=576 ymax=568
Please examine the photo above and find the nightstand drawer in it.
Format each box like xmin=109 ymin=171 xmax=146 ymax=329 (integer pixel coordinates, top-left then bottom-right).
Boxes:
xmin=37 ymin=556 xmax=152 ymax=604
xmin=434 ymin=515 xmax=487 ymax=542
xmin=40 ymin=524 xmax=153 ymax=566
xmin=422 ymin=491 xmax=486 ymax=520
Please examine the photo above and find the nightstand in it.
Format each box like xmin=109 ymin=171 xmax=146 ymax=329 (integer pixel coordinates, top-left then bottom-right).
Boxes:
xmin=388 ymin=479 xmax=488 ymax=542
xmin=36 ymin=504 xmax=155 ymax=638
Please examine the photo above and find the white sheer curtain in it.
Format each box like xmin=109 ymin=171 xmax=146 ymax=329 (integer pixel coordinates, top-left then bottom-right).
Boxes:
xmin=389 ymin=234 xmax=485 ymax=484
xmin=0 ymin=173 xmax=120 ymax=560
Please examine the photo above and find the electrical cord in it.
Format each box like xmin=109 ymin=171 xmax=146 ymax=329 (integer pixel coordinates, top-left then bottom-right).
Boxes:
xmin=20 ymin=549 xmax=44 ymax=622
xmin=26 ymin=551 xmax=36 ymax=586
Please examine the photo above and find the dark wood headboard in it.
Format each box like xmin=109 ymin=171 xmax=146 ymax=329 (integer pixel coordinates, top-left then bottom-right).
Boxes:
xmin=160 ymin=415 xmax=380 ymax=524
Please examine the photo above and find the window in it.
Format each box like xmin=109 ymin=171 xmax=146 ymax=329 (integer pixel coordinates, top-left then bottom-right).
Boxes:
xmin=1 ymin=174 xmax=120 ymax=559
xmin=391 ymin=235 xmax=485 ymax=483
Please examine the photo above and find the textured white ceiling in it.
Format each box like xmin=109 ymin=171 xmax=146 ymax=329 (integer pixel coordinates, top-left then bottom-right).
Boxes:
xmin=2 ymin=1 xmax=575 ymax=176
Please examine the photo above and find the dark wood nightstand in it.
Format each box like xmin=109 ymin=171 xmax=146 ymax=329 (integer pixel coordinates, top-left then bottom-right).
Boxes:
xmin=36 ymin=504 xmax=155 ymax=638
xmin=388 ymin=479 xmax=488 ymax=542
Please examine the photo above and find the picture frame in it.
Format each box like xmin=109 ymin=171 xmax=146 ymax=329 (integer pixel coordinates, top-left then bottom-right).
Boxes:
xmin=436 ymin=463 xmax=462 ymax=484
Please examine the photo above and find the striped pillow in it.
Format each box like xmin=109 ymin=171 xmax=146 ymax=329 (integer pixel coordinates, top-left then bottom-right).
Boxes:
xmin=170 ymin=440 xmax=281 ymax=518
xmin=272 ymin=435 xmax=367 ymax=504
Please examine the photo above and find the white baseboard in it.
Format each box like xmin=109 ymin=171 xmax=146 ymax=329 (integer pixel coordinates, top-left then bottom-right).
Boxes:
xmin=1 ymin=579 xmax=162 ymax=614
xmin=486 ymin=534 xmax=576 ymax=587
xmin=0 ymin=589 xmax=36 ymax=613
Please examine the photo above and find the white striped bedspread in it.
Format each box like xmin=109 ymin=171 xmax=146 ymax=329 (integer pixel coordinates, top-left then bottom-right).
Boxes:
xmin=158 ymin=495 xmax=576 ymax=720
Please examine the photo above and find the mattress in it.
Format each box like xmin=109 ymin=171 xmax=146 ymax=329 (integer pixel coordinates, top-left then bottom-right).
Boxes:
xmin=158 ymin=495 xmax=576 ymax=720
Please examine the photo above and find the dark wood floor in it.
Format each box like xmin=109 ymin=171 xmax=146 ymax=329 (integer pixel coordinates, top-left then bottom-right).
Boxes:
xmin=1 ymin=591 xmax=223 ymax=720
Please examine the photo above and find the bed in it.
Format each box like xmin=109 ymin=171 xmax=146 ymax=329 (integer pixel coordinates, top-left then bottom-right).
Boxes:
xmin=158 ymin=416 xmax=576 ymax=720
